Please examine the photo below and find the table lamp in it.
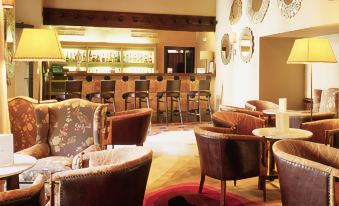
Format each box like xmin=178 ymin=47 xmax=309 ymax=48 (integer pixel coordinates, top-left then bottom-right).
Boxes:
xmin=13 ymin=29 xmax=65 ymax=103
xmin=200 ymin=51 xmax=214 ymax=73
xmin=287 ymin=38 xmax=337 ymax=120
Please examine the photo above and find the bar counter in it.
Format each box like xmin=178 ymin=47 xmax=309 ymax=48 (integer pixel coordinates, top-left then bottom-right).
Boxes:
xmin=49 ymin=72 xmax=215 ymax=121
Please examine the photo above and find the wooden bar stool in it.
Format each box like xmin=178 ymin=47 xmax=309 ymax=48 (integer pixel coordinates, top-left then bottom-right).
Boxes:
xmin=157 ymin=79 xmax=183 ymax=125
xmin=86 ymin=80 xmax=116 ymax=113
xmin=56 ymin=80 xmax=82 ymax=101
xmin=122 ymin=79 xmax=150 ymax=110
xmin=187 ymin=79 xmax=212 ymax=123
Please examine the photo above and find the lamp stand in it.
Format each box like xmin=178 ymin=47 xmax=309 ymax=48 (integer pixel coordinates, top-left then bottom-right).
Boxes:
xmin=37 ymin=61 xmax=42 ymax=104
xmin=205 ymin=59 xmax=208 ymax=73
xmin=310 ymin=63 xmax=313 ymax=121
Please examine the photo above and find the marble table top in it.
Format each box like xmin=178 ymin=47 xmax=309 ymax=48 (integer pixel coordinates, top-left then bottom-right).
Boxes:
xmin=252 ymin=127 xmax=313 ymax=140
xmin=0 ymin=154 xmax=37 ymax=179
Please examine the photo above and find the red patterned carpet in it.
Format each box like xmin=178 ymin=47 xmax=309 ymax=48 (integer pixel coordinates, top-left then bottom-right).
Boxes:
xmin=144 ymin=183 xmax=264 ymax=206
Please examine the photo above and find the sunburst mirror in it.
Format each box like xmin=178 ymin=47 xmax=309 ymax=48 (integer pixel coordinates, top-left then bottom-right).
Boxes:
xmin=246 ymin=0 xmax=270 ymax=24
xmin=239 ymin=27 xmax=254 ymax=63
xmin=229 ymin=0 xmax=242 ymax=25
xmin=221 ymin=34 xmax=232 ymax=65
xmin=277 ymin=0 xmax=303 ymax=18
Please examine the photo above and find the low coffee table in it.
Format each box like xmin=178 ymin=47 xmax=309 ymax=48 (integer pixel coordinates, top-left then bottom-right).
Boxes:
xmin=0 ymin=154 xmax=37 ymax=190
xmin=252 ymin=127 xmax=313 ymax=180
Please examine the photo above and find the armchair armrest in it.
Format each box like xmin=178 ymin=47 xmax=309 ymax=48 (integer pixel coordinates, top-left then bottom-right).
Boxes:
xmin=17 ymin=143 xmax=50 ymax=159
xmin=72 ymin=145 xmax=102 ymax=169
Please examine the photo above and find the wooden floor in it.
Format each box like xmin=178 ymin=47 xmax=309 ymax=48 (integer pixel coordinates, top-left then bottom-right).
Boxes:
xmin=144 ymin=122 xmax=282 ymax=205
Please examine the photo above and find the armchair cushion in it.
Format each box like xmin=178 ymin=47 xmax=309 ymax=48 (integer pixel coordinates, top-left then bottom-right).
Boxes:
xmin=21 ymin=156 xmax=72 ymax=182
xmin=17 ymin=143 xmax=50 ymax=159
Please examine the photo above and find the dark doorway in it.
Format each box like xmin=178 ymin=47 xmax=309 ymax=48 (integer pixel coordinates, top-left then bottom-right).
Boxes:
xmin=164 ymin=47 xmax=195 ymax=73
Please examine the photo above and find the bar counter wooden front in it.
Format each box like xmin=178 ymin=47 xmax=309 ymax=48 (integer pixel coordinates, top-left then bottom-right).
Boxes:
xmin=55 ymin=72 xmax=215 ymax=122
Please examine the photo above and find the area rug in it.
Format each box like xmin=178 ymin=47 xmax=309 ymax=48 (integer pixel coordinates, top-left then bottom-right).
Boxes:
xmin=143 ymin=183 xmax=263 ymax=206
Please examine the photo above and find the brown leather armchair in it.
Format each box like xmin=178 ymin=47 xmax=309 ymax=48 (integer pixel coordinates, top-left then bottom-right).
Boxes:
xmin=273 ymin=140 xmax=339 ymax=206
xmin=50 ymin=147 xmax=153 ymax=206
xmin=19 ymin=99 xmax=107 ymax=182
xmin=300 ymin=119 xmax=339 ymax=146
xmin=8 ymin=96 xmax=56 ymax=152
xmin=0 ymin=174 xmax=45 ymax=206
xmin=194 ymin=127 xmax=267 ymax=205
xmin=212 ymin=111 xmax=265 ymax=135
xmin=104 ymin=108 xmax=152 ymax=147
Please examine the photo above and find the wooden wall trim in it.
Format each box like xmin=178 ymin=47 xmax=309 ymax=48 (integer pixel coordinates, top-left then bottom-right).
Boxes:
xmin=43 ymin=8 xmax=217 ymax=32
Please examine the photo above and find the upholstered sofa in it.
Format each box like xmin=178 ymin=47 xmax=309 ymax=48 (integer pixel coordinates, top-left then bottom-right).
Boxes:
xmin=273 ymin=140 xmax=339 ymax=206
xmin=18 ymin=99 xmax=107 ymax=181
xmin=50 ymin=147 xmax=153 ymax=206
xmin=8 ymin=96 xmax=56 ymax=152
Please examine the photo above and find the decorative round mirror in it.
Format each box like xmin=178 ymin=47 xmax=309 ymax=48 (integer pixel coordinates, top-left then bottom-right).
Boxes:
xmin=246 ymin=0 xmax=270 ymax=24
xmin=277 ymin=0 xmax=303 ymax=18
xmin=221 ymin=34 xmax=232 ymax=65
xmin=229 ymin=0 xmax=242 ymax=25
xmin=239 ymin=27 xmax=254 ymax=63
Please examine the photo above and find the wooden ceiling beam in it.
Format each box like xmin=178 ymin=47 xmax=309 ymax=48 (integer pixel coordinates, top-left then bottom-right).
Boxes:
xmin=43 ymin=8 xmax=217 ymax=32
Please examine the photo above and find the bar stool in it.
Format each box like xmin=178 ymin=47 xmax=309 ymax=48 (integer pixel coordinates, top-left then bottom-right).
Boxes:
xmin=157 ymin=80 xmax=183 ymax=124
xmin=187 ymin=79 xmax=212 ymax=123
xmin=122 ymin=80 xmax=150 ymax=110
xmin=57 ymin=80 xmax=82 ymax=101
xmin=100 ymin=80 xmax=116 ymax=113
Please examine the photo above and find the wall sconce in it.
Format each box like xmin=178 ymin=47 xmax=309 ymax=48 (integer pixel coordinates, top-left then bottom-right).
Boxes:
xmin=2 ymin=0 xmax=15 ymax=8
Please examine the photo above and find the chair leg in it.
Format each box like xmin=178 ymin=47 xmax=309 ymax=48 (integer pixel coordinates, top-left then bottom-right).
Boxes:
xmin=186 ymin=94 xmax=190 ymax=122
xmin=207 ymin=96 xmax=212 ymax=121
xmin=260 ymin=176 xmax=266 ymax=201
xmin=178 ymin=97 xmax=183 ymax=125
xmin=125 ymin=98 xmax=128 ymax=111
xmin=233 ymin=180 xmax=237 ymax=187
xmin=112 ymin=97 xmax=116 ymax=113
xmin=146 ymin=97 xmax=150 ymax=108
xmin=198 ymin=97 xmax=201 ymax=123
xmin=157 ymin=96 xmax=160 ymax=123
xmin=170 ymin=97 xmax=173 ymax=122
xmin=165 ymin=96 xmax=168 ymax=125
xmin=221 ymin=180 xmax=227 ymax=206
xmin=198 ymin=173 xmax=205 ymax=194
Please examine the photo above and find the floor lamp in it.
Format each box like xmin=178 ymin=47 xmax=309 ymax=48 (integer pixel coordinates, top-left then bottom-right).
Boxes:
xmin=13 ymin=29 xmax=65 ymax=103
xmin=287 ymin=38 xmax=337 ymax=121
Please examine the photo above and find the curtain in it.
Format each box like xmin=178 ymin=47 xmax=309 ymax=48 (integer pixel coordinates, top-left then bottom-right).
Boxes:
xmin=0 ymin=3 xmax=11 ymax=133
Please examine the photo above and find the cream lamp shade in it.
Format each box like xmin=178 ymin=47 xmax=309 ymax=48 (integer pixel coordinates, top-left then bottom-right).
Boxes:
xmin=13 ymin=29 xmax=65 ymax=62
xmin=287 ymin=38 xmax=337 ymax=64
xmin=200 ymin=51 xmax=214 ymax=60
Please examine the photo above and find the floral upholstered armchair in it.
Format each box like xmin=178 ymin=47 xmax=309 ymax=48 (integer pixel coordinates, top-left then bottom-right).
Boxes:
xmin=19 ymin=98 xmax=107 ymax=181
xmin=8 ymin=96 xmax=56 ymax=152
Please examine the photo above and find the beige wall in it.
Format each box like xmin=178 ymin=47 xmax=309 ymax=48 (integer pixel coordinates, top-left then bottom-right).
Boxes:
xmin=43 ymin=0 xmax=215 ymax=16
xmin=305 ymin=33 xmax=339 ymax=97
xmin=215 ymin=0 xmax=339 ymax=107
xmin=260 ymin=37 xmax=305 ymax=110
xmin=15 ymin=0 xmax=43 ymax=100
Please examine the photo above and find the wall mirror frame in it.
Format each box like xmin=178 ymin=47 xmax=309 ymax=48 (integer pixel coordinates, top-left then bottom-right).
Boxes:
xmin=246 ymin=0 xmax=270 ymax=24
xmin=239 ymin=27 xmax=254 ymax=63
xmin=221 ymin=33 xmax=232 ymax=65
xmin=229 ymin=0 xmax=242 ymax=25
xmin=277 ymin=0 xmax=303 ymax=18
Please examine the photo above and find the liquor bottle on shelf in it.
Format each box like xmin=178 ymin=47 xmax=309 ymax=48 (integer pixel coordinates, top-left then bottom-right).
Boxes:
xmin=65 ymin=52 xmax=69 ymax=62
xmin=88 ymin=51 xmax=93 ymax=62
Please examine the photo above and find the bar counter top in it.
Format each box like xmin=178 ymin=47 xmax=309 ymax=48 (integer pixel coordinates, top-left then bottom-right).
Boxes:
xmin=66 ymin=72 xmax=213 ymax=77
